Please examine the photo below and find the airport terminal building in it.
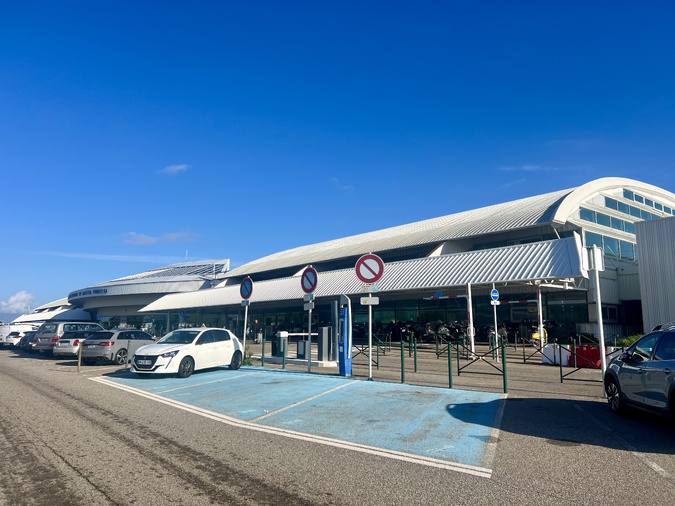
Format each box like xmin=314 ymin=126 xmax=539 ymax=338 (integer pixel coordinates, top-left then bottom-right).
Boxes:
xmin=40 ymin=177 xmax=675 ymax=343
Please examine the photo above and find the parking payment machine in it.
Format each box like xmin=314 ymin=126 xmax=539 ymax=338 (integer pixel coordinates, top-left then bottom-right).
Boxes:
xmin=338 ymin=295 xmax=352 ymax=376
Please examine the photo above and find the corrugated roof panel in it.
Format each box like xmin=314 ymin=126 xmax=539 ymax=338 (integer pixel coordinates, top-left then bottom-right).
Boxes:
xmin=141 ymin=237 xmax=585 ymax=312
xmin=226 ymin=189 xmax=573 ymax=277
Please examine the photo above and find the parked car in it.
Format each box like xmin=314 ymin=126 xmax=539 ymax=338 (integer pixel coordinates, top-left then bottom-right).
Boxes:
xmin=1 ymin=323 xmax=39 ymax=346
xmin=53 ymin=330 xmax=100 ymax=358
xmin=19 ymin=331 xmax=37 ymax=352
xmin=81 ymin=328 xmax=156 ymax=365
xmin=130 ymin=327 xmax=243 ymax=378
xmin=604 ymin=326 xmax=675 ymax=417
xmin=4 ymin=331 xmax=27 ymax=347
xmin=32 ymin=322 xmax=104 ymax=354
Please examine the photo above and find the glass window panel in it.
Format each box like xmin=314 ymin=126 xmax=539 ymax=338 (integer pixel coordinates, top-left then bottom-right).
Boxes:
xmin=623 ymin=189 xmax=634 ymax=200
xmin=579 ymin=208 xmax=596 ymax=222
xmin=618 ymin=201 xmax=629 ymax=214
xmin=620 ymin=240 xmax=635 ymax=260
xmin=634 ymin=194 xmax=644 ymax=204
xmin=624 ymin=221 xmax=636 ymax=234
xmin=585 ymin=231 xmax=603 ymax=248
xmin=610 ymin=217 xmax=624 ymax=231
xmin=596 ymin=213 xmax=611 ymax=227
xmin=629 ymin=206 xmax=641 ymax=218
xmin=603 ymin=236 xmax=619 ymax=257
xmin=605 ymin=197 xmax=618 ymax=210
xmin=666 ymin=206 xmax=673 ymax=214
xmin=655 ymin=203 xmax=663 ymax=211
xmin=645 ymin=198 xmax=654 ymax=207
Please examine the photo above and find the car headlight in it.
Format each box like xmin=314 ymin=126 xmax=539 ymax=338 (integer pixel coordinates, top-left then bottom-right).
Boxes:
xmin=161 ymin=350 xmax=179 ymax=358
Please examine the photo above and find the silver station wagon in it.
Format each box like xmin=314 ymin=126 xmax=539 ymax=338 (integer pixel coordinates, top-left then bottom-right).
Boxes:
xmin=81 ymin=328 xmax=155 ymax=365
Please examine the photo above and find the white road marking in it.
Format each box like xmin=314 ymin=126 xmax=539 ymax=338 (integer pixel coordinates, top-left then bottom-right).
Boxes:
xmin=91 ymin=377 xmax=494 ymax=478
xmin=574 ymin=404 xmax=673 ymax=481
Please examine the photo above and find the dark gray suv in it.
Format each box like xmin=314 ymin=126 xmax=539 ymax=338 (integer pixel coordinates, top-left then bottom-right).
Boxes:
xmin=604 ymin=326 xmax=675 ymax=417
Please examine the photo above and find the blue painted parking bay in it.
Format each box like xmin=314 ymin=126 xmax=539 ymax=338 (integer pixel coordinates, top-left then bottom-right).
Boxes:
xmin=93 ymin=367 xmax=504 ymax=478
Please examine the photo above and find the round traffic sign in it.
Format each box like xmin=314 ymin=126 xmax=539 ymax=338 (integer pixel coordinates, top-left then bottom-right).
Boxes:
xmin=355 ymin=253 xmax=385 ymax=284
xmin=240 ymin=277 xmax=253 ymax=300
xmin=491 ymin=288 xmax=499 ymax=301
xmin=301 ymin=266 xmax=318 ymax=294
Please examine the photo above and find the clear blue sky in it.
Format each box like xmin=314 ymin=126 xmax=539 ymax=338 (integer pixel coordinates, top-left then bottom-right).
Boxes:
xmin=2 ymin=1 xmax=674 ymax=316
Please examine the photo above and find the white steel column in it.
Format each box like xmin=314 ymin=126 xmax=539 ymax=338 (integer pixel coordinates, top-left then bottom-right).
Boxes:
xmin=467 ymin=283 xmax=475 ymax=353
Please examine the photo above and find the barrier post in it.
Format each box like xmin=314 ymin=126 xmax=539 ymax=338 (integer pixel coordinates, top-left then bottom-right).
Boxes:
xmin=448 ymin=341 xmax=453 ymax=389
xmin=376 ymin=341 xmax=380 ymax=370
xmin=501 ymin=335 xmax=508 ymax=394
xmin=457 ymin=341 xmax=461 ymax=376
xmin=261 ymin=330 xmax=266 ymax=367
xmin=559 ymin=342 xmax=564 ymax=383
xmin=282 ymin=339 xmax=287 ymax=369
xmin=400 ymin=339 xmax=405 ymax=383
xmin=413 ymin=337 xmax=418 ymax=373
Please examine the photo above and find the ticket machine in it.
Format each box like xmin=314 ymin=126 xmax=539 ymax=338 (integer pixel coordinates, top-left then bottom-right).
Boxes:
xmin=338 ymin=295 xmax=352 ymax=376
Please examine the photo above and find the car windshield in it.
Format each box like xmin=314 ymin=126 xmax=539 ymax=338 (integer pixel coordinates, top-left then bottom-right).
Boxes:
xmin=158 ymin=330 xmax=199 ymax=344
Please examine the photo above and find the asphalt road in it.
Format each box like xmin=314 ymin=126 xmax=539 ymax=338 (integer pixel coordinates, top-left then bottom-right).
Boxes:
xmin=1 ymin=347 xmax=674 ymax=505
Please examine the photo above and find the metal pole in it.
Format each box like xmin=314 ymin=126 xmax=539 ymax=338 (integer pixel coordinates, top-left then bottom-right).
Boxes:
xmin=242 ymin=303 xmax=249 ymax=352
xmin=307 ymin=307 xmax=312 ymax=373
xmin=593 ymin=245 xmax=608 ymax=377
xmin=467 ymin=283 xmax=475 ymax=354
xmin=368 ymin=301 xmax=373 ymax=380
xmin=501 ymin=334 xmax=508 ymax=393
xmin=261 ymin=329 xmax=266 ymax=367
xmin=448 ymin=341 xmax=453 ymax=389
xmin=537 ymin=285 xmax=544 ymax=347
xmin=493 ymin=283 xmax=499 ymax=361
xmin=413 ymin=336 xmax=418 ymax=373
xmin=400 ymin=338 xmax=405 ymax=383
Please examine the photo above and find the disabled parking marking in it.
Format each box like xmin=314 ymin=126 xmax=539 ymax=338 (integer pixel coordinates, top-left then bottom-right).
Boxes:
xmin=155 ymin=370 xmax=267 ymax=394
xmin=251 ymin=380 xmax=358 ymax=422
xmin=92 ymin=368 xmax=503 ymax=478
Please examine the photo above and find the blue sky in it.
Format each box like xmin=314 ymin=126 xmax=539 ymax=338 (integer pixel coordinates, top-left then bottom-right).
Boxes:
xmin=1 ymin=1 xmax=674 ymax=316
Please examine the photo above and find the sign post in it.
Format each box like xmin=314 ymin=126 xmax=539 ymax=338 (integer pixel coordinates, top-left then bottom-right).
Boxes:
xmin=301 ymin=266 xmax=318 ymax=373
xmin=355 ymin=254 xmax=385 ymax=380
xmin=240 ymin=277 xmax=253 ymax=352
xmin=491 ymin=285 xmax=500 ymax=360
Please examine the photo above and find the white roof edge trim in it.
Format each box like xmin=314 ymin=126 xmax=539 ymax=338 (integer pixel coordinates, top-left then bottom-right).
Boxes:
xmin=552 ymin=177 xmax=675 ymax=224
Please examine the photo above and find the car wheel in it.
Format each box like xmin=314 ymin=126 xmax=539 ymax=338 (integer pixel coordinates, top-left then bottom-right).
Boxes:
xmin=229 ymin=351 xmax=243 ymax=370
xmin=605 ymin=377 xmax=624 ymax=414
xmin=114 ymin=349 xmax=128 ymax=365
xmin=177 ymin=357 xmax=194 ymax=378
xmin=83 ymin=358 xmax=97 ymax=366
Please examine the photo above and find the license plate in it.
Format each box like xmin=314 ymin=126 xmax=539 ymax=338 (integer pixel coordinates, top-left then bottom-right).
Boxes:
xmin=137 ymin=359 xmax=152 ymax=365
xmin=86 ymin=345 xmax=97 ymax=348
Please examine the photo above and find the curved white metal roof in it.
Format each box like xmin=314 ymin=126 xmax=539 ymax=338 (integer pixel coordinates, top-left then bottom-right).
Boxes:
xmin=225 ymin=177 xmax=675 ymax=279
xmin=141 ymin=236 xmax=586 ymax=312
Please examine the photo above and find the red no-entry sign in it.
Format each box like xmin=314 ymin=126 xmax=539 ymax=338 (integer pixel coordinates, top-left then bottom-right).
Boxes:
xmin=355 ymin=253 xmax=385 ymax=284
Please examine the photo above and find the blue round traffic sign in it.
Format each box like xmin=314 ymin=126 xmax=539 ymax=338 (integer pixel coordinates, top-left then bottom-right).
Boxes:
xmin=301 ymin=266 xmax=318 ymax=294
xmin=240 ymin=277 xmax=253 ymax=300
xmin=490 ymin=289 xmax=499 ymax=301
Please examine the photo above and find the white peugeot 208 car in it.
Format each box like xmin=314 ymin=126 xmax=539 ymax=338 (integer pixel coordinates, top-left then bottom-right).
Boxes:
xmin=130 ymin=327 xmax=243 ymax=378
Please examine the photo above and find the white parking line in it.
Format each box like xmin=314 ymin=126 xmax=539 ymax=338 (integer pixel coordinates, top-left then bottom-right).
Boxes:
xmin=574 ymin=404 xmax=673 ymax=481
xmin=91 ymin=377 xmax=493 ymax=478
xmin=250 ymin=380 xmax=357 ymax=422
xmin=156 ymin=370 xmax=266 ymax=394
